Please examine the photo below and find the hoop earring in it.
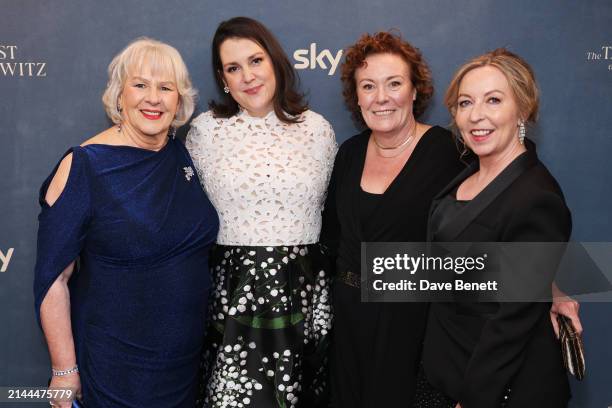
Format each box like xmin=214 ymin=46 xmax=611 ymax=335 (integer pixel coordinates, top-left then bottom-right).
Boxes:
xmin=223 ymin=86 xmax=230 ymax=94
xmin=518 ymin=122 xmax=526 ymax=145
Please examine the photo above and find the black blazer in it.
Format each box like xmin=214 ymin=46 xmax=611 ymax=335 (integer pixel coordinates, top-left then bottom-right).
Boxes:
xmin=422 ymin=146 xmax=572 ymax=408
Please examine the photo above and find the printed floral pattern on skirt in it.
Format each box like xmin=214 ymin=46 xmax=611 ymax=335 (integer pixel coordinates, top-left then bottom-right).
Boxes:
xmin=199 ymin=244 xmax=332 ymax=408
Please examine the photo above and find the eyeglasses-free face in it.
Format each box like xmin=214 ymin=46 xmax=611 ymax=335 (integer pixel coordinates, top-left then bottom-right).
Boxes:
xmin=119 ymin=63 xmax=179 ymax=142
xmin=455 ymin=65 xmax=524 ymax=160
xmin=220 ymin=38 xmax=277 ymax=118
xmin=355 ymin=52 xmax=417 ymax=139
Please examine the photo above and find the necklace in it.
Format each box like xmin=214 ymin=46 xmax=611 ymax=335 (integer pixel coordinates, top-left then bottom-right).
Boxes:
xmin=372 ymin=122 xmax=418 ymax=158
xmin=373 ymin=133 xmax=414 ymax=150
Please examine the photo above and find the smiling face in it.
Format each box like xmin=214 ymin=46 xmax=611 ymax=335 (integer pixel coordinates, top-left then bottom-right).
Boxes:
xmin=119 ymin=63 xmax=179 ymax=141
xmin=219 ymin=38 xmax=277 ymax=117
xmin=355 ymin=53 xmax=416 ymax=137
xmin=455 ymin=65 xmax=523 ymax=159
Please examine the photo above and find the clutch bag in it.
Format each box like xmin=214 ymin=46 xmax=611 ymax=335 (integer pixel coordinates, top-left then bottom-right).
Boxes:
xmin=557 ymin=315 xmax=585 ymax=380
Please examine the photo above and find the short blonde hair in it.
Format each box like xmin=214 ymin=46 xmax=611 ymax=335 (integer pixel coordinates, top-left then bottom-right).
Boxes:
xmin=102 ymin=37 xmax=197 ymax=127
xmin=445 ymin=48 xmax=539 ymax=127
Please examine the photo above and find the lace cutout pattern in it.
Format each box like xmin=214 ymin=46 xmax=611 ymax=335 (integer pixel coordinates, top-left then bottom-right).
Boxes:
xmin=186 ymin=110 xmax=337 ymax=246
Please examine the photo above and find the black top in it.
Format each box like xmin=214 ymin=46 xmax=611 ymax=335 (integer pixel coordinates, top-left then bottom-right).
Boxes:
xmin=423 ymin=145 xmax=572 ymax=408
xmin=358 ymin=188 xmax=382 ymax=225
xmin=321 ymin=126 xmax=465 ymax=407
xmin=429 ymin=188 xmax=468 ymax=238
xmin=322 ymin=126 xmax=466 ymax=275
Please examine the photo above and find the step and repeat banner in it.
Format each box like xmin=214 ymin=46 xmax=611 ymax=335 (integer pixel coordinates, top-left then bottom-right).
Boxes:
xmin=1 ymin=0 xmax=610 ymax=406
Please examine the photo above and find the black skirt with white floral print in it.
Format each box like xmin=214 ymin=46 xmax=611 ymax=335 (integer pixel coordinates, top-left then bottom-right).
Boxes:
xmin=198 ymin=244 xmax=332 ymax=408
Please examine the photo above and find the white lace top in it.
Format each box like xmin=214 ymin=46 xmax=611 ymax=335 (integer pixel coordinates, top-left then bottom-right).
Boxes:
xmin=186 ymin=109 xmax=337 ymax=246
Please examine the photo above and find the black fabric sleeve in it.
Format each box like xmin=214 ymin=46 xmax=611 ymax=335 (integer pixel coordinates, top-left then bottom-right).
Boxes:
xmin=320 ymin=142 xmax=346 ymax=266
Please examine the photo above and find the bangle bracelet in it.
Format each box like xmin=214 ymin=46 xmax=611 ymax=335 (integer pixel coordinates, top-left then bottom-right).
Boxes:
xmin=52 ymin=365 xmax=79 ymax=376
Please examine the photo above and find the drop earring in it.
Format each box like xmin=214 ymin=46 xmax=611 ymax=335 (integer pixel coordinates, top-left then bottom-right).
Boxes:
xmin=116 ymin=102 xmax=123 ymax=132
xmin=518 ymin=122 xmax=526 ymax=145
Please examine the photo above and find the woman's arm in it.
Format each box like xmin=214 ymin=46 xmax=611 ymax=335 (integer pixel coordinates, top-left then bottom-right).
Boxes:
xmin=39 ymin=153 xmax=82 ymax=406
xmin=41 ymin=262 xmax=81 ymax=407
xmin=320 ymin=142 xmax=344 ymax=261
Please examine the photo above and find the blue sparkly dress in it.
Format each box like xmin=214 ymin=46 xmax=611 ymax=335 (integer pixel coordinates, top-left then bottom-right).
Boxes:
xmin=34 ymin=137 xmax=219 ymax=407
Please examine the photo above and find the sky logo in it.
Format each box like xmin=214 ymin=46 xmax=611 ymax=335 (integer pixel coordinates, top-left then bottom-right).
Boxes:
xmin=293 ymin=43 xmax=343 ymax=76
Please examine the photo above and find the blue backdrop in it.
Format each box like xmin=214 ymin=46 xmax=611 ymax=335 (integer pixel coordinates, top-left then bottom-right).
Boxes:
xmin=1 ymin=1 xmax=610 ymax=406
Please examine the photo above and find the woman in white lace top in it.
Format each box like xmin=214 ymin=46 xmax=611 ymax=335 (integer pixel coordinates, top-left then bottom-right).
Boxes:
xmin=186 ymin=17 xmax=337 ymax=408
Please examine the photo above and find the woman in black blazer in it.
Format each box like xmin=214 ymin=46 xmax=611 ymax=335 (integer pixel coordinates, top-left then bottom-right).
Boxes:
xmin=422 ymin=49 xmax=572 ymax=408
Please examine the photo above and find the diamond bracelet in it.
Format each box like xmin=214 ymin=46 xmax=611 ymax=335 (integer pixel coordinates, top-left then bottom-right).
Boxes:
xmin=51 ymin=365 xmax=79 ymax=376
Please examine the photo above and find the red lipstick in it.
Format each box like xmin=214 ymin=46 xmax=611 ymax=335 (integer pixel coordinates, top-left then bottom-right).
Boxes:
xmin=141 ymin=110 xmax=163 ymax=120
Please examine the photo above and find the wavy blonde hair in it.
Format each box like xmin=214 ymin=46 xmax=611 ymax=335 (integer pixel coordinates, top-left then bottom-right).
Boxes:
xmin=102 ymin=37 xmax=197 ymax=127
xmin=445 ymin=48 xmax=539 ymax=128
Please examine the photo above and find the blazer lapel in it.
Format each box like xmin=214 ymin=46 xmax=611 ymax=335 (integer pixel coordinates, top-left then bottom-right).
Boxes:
xmin=430 ymin=150 xmax=537 ymax=242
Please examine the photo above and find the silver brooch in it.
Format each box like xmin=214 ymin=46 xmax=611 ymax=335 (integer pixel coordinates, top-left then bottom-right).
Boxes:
xmin=183 ymin=166 xmax=194 ymax=181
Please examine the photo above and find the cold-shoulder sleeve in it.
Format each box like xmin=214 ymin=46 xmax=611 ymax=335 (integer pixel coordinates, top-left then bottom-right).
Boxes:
xmin=33 ymin=147 xmax=92 ymax=325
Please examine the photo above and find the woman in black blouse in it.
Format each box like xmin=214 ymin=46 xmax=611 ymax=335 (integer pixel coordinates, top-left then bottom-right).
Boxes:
xmin=321 ymin=31 xmax=464 ymax=408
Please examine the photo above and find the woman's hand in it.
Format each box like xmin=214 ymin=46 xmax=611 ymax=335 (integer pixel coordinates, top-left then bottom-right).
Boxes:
xmin=48 ymin=372 xmax=81 ymax=407
xmin=550 ymin=282 xmax=582 ymax=338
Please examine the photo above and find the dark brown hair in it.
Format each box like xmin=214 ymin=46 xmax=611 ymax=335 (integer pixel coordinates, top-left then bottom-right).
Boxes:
xmin=341 ymin=31 xmax=434 ymax=127
xmin=209 ymin=17 xmax=307 ymax=123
